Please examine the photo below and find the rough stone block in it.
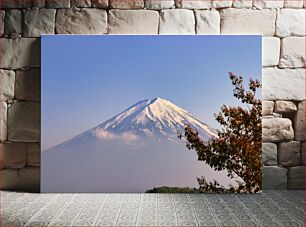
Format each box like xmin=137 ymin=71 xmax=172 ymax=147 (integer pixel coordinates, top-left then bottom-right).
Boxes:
xmin=0 ymin=0 xmax=32 ymax=9
xmin=0 ymin=143 xmax=27 ymax=169
xmin=278 ymin=141 xmax=301 ymax=167
xmin=274 ymin=101 xmax=297 ymax=113
xmin=46 ymin=0 xmax=70 ymax=8
xmin=0 ymin=102 xmax=7 ymax=142
xmin=284 ymin=0 xmax=304 ymax=8
xmin=0 ymin=10 xmax=4 ymax=35
xmin=280 ymin=37 xmax=305 ymax=68
xmin=262 ymin=118 xmax=294 ymax=142
xmin=175 ymin=0 xmax=212 ymax=9
xmin=232 ymin=0 xmax=253 ymax=8
xmin=56 ymin=8 xmax=107 ymax=34
xmin=145 ymin=0 xmax=175 ymax=9
xmin=109 ymin=10 xmax=159 ymax=34
xmin=220 ymin=9 xmax=276 ymax=36
xmin=294 ymin=101 xmax=305 ymax=141
xmin=0 ymin=168 xmax=40 ymax=192
xmin=195 ymin=10 xmax=220 ymax=34
xmin=276 ymin=9 xmax=305 ymax=37
xmin=109 ymin=0 xmax=144 ymax=8
xmin=262 ymin=37 xmax=280 ymax=67
xmin=32 ymin=0 xmax=46 ymax=8
xmin=262 ymin=68 xmax=305 ymax=101
xmin=253 ymin=0 xmax=284 ymax=8
xmin=15 ymin=68 xmax=41 ymax=101
xmin=23 ymin=9 xmax=56 ymax=37
xmin=262 ymin=143 xmax=277 ymax=166
xmin=4 ymin=9 xmax=22 ymax=34
xmin=159 ymin=9 xmax=195 ymax=34
xmin=0 ymin=38 xmax=40 ymax=69
xmin=0 ymin=69 xmax=15 ymax=102
xmin=301 ymin=142 xmax=305 ymax=165
xmin=8 ymin=102 xmax=40 ymax=142
xmin=262 ymin=101 xmax=274 ymax=115
xmin=27 ymin=143 xmax=40 ymax=167
xmin=212 ymin=0 xmax=233 ymax=8
xmin=288 ymin=166 xmax=304 ymax=189
xmin=71 ymin=0 xmax=92 ymax=7
xmin=262 ymin=166 xmax=287 ymax=189
xmin=91 ymin=0 xmax=108 ymax=8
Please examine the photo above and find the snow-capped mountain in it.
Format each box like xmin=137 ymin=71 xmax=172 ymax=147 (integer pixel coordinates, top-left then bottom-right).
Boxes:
xmin=94 ymin=97 xmax=217 ymax=142
xmin=55 ymin=97 xmax=217 ymax=148
xmin=42 ymin=98 xmax=236 ymax=193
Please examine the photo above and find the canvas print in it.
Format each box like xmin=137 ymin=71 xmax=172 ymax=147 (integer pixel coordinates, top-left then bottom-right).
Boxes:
xmin=41 ymin=35 xmax=262 ymax=193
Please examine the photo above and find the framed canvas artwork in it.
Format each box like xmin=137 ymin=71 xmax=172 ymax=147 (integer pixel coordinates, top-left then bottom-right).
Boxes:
xmin=41 ymin=35 xmax=262 ymax=193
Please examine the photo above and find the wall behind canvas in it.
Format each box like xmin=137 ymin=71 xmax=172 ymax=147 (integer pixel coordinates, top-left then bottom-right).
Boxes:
xmin=0 ymin=0 xmax=304 ymax=192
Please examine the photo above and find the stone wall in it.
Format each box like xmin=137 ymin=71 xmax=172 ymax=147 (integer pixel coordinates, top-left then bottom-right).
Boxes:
xmin=0 ymin=0 xmax=305 ymax=192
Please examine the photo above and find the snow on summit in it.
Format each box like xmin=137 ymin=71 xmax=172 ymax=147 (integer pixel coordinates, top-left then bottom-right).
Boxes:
xmin=92 ymin=97 xmax=218 ymax=142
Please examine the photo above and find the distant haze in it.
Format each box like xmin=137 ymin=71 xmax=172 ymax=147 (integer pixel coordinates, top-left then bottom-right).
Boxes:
xmin=42 ymin=35 xmax=261 ymax=151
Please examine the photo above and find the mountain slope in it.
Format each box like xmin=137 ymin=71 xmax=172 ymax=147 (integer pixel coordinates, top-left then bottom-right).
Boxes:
xmin=41 ymin=98 xmax=236 ymax=193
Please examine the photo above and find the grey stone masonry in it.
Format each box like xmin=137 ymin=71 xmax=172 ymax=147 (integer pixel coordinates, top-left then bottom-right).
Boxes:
xmin=0 ymin=38 xmax=40 ymax=69
xmin=71 ymin=0 xmax=92 ymax=7
xmin=274 ymin=101 xmax=297 ymax=113
xmin=0 ymin=10 xmax=4 ymax=35
xmin=23 ymin=9 xmax=56 ymax=37
xmin=56 ymin=8 xmax=107 ymax=34
xmin=0 ymin=102 xmax=7 ymax=142
xmin=159 ymin=9 xmax=195 ymax=34
xmin=288 ymin=166 xmax=304 ymax=189
xmin=108 ymin=10 xmax=159 ymax=34
xmin=15 ymin=68 xmax=41 ymax=101
xmin=262 ymin=68 xmax=305 ymax=101
xmin=262 ymin=143 xmax=277 ymax=166
xmin=276 ymin=9 xmax=305 ymax=37
xmin=262 ymin=101 xmax=274 ymax=115
xmin=91 ymin=0 xmax=108 ymax=8
xmin=262 ymin=166 xmax=287 ymax=189
xmin=294 ymin=101 xmax=305 ymax=141
xmin=0 ymin=69 xmax=15 ymax=102
xmin=27 ymin=143 xmax=40 ymax=167
xmin=0 ymin=167 xmax=40 ymax=192
xmin=278 ymin=141 xmax=301 ymax=167
xmin=0 ymin=142 xmax=27 ymax=169
xmin=46 ymin=0 xmax=71 ymax=8
xmin=8 ymin=102 xmax=40 ymax=142
xmin=220 ymin=9 xmax=276 ymax=35
xmin=145 ymin=0 xmax=175 ymax=9
xmin=4 ymin=9 xmax=22 ymax=35
xmin=109 ymin=0 xmax=144 ymax=9
xmin=195 ymin=10 xmax=220 ymax=34
xmin=262 ymin=118 xmax=294 ymax=142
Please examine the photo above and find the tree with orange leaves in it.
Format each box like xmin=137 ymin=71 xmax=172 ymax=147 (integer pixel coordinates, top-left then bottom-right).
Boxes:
xmin=179 ymin=73 xmax=262 ymax=193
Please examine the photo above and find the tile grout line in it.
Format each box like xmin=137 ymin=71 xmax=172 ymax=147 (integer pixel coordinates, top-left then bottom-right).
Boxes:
xmin=114 ymin=194 xmax=126 ymax=226
xmin=70 ymin=194 xmax=93 ymax=226
xmin=216 ymin=194 xmax=240 ymax=226
xmin=233 ymin=195 xmax=262 ymax=226
xmin=187 ymin=194 xmax=199 ymax=226
xmin=261 ymin=192 xmax=304 ymax=225
xmin=47 ymin=194 xmax=77 ymax=226
xmin=133 ymin=194 xmax=141 ymax=227
xmin=23 ymin=194 xmax=59 ymax=226
xmin=93 ymin=194 xmax=110 ymax=226
xmin=172 ymin=194 xmax=179 ymax=227
xmin=201 ymin=194 xmax=220 ymax=226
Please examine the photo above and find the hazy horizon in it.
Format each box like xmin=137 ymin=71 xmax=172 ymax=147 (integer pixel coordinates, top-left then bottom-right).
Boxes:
xmin=42 ymin=35 xmax=261 ymax=151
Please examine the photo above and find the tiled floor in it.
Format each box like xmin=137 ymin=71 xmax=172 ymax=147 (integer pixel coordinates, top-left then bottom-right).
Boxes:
xmin=1 ymin=190 xmax=304 ymax=226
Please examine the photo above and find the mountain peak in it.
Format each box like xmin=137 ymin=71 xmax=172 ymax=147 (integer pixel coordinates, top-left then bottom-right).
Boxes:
xmin=91 ymin=97 xmax=218 ymax=142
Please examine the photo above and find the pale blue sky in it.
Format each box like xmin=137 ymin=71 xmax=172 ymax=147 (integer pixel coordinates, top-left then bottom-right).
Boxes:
xmin=42 ymin=35 xmax=261 ymax=150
